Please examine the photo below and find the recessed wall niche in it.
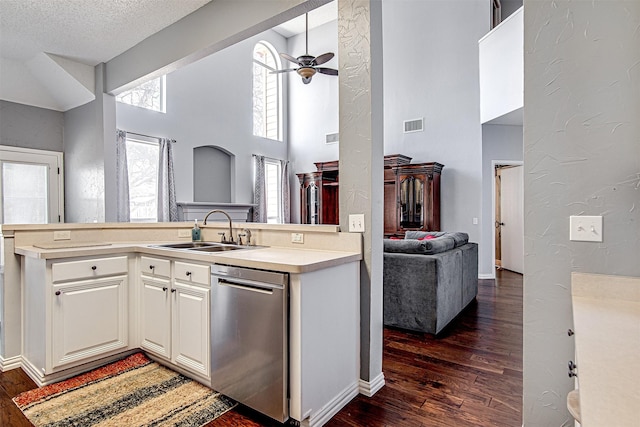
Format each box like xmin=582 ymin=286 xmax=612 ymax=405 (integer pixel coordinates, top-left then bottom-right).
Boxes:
xmin=193 ymin=146 xmax=233 ymax=202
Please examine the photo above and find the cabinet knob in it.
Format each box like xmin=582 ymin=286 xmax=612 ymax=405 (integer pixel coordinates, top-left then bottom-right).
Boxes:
xmin=171 ymin=289 xmax=176 ymax=293
xmin=91 ymin=265 xmax=97 ymax=271
xmin=55 ymin=290 xmax=61 ymax=296
xmin=568 ymin=371 xmax=578 ymax=378
xmin=149 ymin=265 xmax=155 ymax=270
xmin=567 ymin=328 xmax=574 ymax=336
xmin=568 ymin=360 xmax=577 ymax=371
xmin=185 ymin=271 xmax=192 ymax=276
xmin=162 ymin=287 xmax=168 ymax=292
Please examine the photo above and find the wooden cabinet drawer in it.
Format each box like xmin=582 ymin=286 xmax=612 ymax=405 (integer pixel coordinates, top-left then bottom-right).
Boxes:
xmin=174 ymin=261 xmax=209 ymax=286
xmin=140 ymin=256 xmax=171 ymax=278
xmin=51 ymin=256 xmax=128 ymax=283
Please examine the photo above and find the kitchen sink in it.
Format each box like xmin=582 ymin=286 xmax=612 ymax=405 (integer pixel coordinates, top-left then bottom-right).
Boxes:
xmin=153 ymin=242 xmax=247 ymax=252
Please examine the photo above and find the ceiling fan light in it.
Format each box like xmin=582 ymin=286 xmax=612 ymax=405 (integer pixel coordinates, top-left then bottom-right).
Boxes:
xmin=297 ymin=67 xmax=316 ymax=79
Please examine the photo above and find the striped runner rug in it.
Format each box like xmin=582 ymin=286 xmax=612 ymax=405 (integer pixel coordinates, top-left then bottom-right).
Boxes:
xmin=13 ymin=353 xmax=236 ymax=427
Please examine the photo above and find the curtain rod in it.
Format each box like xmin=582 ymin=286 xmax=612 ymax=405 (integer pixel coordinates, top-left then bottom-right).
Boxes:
xmin=126 ymin=131 xmax=176 ymax=142
xmin=252 ymin=154 xmax=284 ymax=162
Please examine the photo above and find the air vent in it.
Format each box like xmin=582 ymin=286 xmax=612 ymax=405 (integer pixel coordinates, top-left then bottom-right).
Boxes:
xmin=325 ymin=132 xmax=339 ymax=144
xmin=403 ymin=118 xmax=424 ymax=133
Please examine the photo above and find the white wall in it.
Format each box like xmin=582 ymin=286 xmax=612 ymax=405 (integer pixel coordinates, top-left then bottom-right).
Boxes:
xmin=382 ymin=0 xmax=490 ymax=247
xmin=481 ymin=124 xmax=523 ymax=278
xmin=116 ymin=29 xmax=289 ymax=206
xmin=288 ymin=20 xmax=340 ymax=223
xmin=479 ymin=7 xmax=523 ymax=124
xmin=523 ymin=1 xmax=640 ymax=425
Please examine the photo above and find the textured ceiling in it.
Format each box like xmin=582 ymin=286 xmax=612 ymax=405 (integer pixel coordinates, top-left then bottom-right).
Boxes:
xmin=0 ymin=0 xmax=212 ymax=65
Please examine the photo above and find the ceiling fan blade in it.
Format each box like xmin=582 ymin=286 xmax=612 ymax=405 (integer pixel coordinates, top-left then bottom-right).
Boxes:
xmin=313 ymin=52 xmax=334 ymax=66
xmin=280 ymin=52 xmax=301 ymax=65
xmin=316 ymin=67 xmax=338 ymax=76
xmin=270 ymin=68 xmax=297 ymax=74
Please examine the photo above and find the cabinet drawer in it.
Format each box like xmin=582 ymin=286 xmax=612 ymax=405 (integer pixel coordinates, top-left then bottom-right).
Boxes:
xmin=174 ymin=261 xmax=209 ymax=286
xmin=140 ymin=256 xmax=171 ymax=278
xmin=52 ymin=256 xmax=128 ymax=283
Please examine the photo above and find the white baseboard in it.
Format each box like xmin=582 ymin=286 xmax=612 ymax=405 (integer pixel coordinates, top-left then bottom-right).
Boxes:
xmin=478 ymin=273 xmax=495 ymax=279
xmin=303 ymin=381 xmax=360 ymax=427
xmin=358 ymin=372 xmax=385 ymax=397
xmin=0 ymin=354 xmax=22 ymax=371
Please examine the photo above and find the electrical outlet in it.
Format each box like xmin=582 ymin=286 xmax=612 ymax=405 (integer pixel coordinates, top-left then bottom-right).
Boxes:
xmin=291 ymin=233 xmax=304 ymax=244
xmin=349 ymin=214 xmax=365 ymax=232
xmin=177 ymin=229 xmax=191 ymax=238
xmin=570 ymin=215 xmax=603 ymax=242
xmin=53 ymin=230 xmax=71 ymax=240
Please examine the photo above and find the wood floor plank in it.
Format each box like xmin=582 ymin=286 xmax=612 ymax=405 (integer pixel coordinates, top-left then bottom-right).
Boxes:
xmin=0 ymin=269 xmax=523 ymax=427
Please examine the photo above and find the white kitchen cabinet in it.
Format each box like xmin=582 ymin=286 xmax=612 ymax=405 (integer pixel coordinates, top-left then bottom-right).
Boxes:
xmin=23 ymin=255 xmax=131 ymax=386
xmin=138 ymin=256 xmax=210 ymax=381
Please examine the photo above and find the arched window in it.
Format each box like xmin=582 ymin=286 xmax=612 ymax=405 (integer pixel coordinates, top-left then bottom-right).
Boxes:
xmin=253 ymin=41 xmax=282 ymax=141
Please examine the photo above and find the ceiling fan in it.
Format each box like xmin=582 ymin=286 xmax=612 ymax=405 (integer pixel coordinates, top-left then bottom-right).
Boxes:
xmin=273 ymin=13 xmax=338 ymax=84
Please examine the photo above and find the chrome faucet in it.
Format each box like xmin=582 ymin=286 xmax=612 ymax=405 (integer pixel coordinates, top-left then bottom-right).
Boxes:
xmin=203 ymin=209 xmax=234 ymax=243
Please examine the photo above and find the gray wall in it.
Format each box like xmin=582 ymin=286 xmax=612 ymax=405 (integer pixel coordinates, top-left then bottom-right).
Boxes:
xmin=0 ymin=100 xmax=63 ymax=152
xmin=116 ymin=29 xmax=289 ymax=206
xmin=63 ymin=99 xmax=105 ymax=223
xmin=481 ymin=124 xmax=523 ymax=277
xmin=194 ymin=146 xmax=232 ymax=202
xmin=382 ymin=0 xmax=490 ymax=248
xmin=523 ymin=1 xmax=640 ymax=425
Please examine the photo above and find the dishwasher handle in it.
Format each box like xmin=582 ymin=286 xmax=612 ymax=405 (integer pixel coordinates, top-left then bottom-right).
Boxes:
xmin=213 ymin=276 xmax=283 ymax=293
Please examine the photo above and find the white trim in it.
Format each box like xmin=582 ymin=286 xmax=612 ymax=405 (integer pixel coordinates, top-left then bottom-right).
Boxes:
xmin=0 ymin=354 xmax=22 ymax=371
xmin=358 ymin=371 xmax=385 ymax=397
xmin=302 ymin=381 xmax=360 ymax=427
xmin=491 ymin=160 xmax=523 ymax=275
xmin=479 ymin=273 xmax=495 ymax=280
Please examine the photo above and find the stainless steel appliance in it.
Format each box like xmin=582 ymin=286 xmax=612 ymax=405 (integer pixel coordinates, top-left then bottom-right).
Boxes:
xmin=210 ymin=264 xmax=288 ymax=422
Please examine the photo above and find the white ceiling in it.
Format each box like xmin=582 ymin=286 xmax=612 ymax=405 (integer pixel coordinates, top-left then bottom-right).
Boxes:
xmin=0 ymin=0 xmax=212 ymax=65
xmin=0 ymin=0 xmax=337 ymax=112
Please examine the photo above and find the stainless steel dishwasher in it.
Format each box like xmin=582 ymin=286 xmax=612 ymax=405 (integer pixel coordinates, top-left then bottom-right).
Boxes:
xmin=210 ymin=264 xmax=288 ymax=423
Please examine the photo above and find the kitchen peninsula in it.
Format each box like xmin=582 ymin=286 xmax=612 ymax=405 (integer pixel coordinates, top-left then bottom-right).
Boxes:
xmin=1 ymin=221 xmax=363 ymax=427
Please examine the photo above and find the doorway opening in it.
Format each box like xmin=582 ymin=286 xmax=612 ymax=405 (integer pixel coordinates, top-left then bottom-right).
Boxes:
xmin=493 ymin=162 xmax=523 ymax=274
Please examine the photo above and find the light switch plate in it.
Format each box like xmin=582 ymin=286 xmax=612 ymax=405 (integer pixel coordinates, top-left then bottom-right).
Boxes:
xmin=53 ymin=230 xmax=71 ymax=240
xmin=291 ymin=233 xmax=304 ymax=244
xmin=349 ymin=214 xmax=365 ymax=232
xmin=570 ymin=215 xmax=603 ymax=242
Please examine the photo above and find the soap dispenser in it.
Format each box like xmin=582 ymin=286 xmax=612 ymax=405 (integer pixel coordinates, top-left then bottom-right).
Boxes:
xmin=192 ymin=219 xmax=201 ymax=242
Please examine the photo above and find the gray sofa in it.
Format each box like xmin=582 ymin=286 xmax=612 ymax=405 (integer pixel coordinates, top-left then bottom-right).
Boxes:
xmin=383 ymin=231 xmax=478 ymax=335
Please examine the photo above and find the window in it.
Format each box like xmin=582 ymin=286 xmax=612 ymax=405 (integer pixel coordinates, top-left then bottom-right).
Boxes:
xmin=125 ymin=138 xmax=159 ymax=222
xmin=264 ymin=159 xmax=282 ymax=223
xmin=253 ymin=41 xmax=282 ymax=141
xmin=116 ymin=75 xmax=166 ymax=113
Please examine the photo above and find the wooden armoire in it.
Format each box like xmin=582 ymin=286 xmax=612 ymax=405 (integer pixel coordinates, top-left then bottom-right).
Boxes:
xmin=297 ymin=155 xmax=443 ymax=236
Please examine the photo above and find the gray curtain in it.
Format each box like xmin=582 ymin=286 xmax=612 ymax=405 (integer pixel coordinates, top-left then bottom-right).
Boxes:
xmin=158 ymin=138 xmax=178 ymax=222
xmin=280 ymin=159 xmax=290 ymax=223
xmin=115 ymin=129 xmax=130 ymax=222
xmin=253 ymin=155 xmax=267 ymax=222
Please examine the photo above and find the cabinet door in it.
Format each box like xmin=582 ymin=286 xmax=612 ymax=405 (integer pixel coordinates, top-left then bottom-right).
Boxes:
xmin=51 ymin=276 xmax=128 ymax=370
xmin=172 ymin=281 xmax=210 ymax=379
xmin=140 ymin=276 xmax=171 ymax=358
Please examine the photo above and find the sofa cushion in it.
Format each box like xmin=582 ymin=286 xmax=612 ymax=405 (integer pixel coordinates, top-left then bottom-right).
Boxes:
xmin=384 ymin=236 xmax=455 ymax=254
xmin=405 ymin=231 xmax=469 ymax=247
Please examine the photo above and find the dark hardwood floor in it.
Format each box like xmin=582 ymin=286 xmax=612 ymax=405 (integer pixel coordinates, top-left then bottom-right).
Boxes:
xmin=1 ymin=270 xmax=522 ymax=427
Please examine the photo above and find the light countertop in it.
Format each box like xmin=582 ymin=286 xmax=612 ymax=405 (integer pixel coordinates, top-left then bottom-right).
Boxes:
xmin=14 ymin=242 xmax=362 ymax=274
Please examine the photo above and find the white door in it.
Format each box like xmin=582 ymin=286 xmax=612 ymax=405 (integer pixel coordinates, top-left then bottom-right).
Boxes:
xmin=172 ymin=282 xmax=210 ymax=379
xmin=52 ymin=276 xmax=128 ymax=370
xmin=500 ymin=165 xmax=524 ymax=274
xmin=0 ymin=145 xmax=63 ymax=224
xmin=140 ymin=277 xmax=172 ymax=358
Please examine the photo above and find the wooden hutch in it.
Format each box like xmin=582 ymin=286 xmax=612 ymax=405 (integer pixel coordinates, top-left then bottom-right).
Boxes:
xmin=297 ymin=155 xmax=443 ymax=237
